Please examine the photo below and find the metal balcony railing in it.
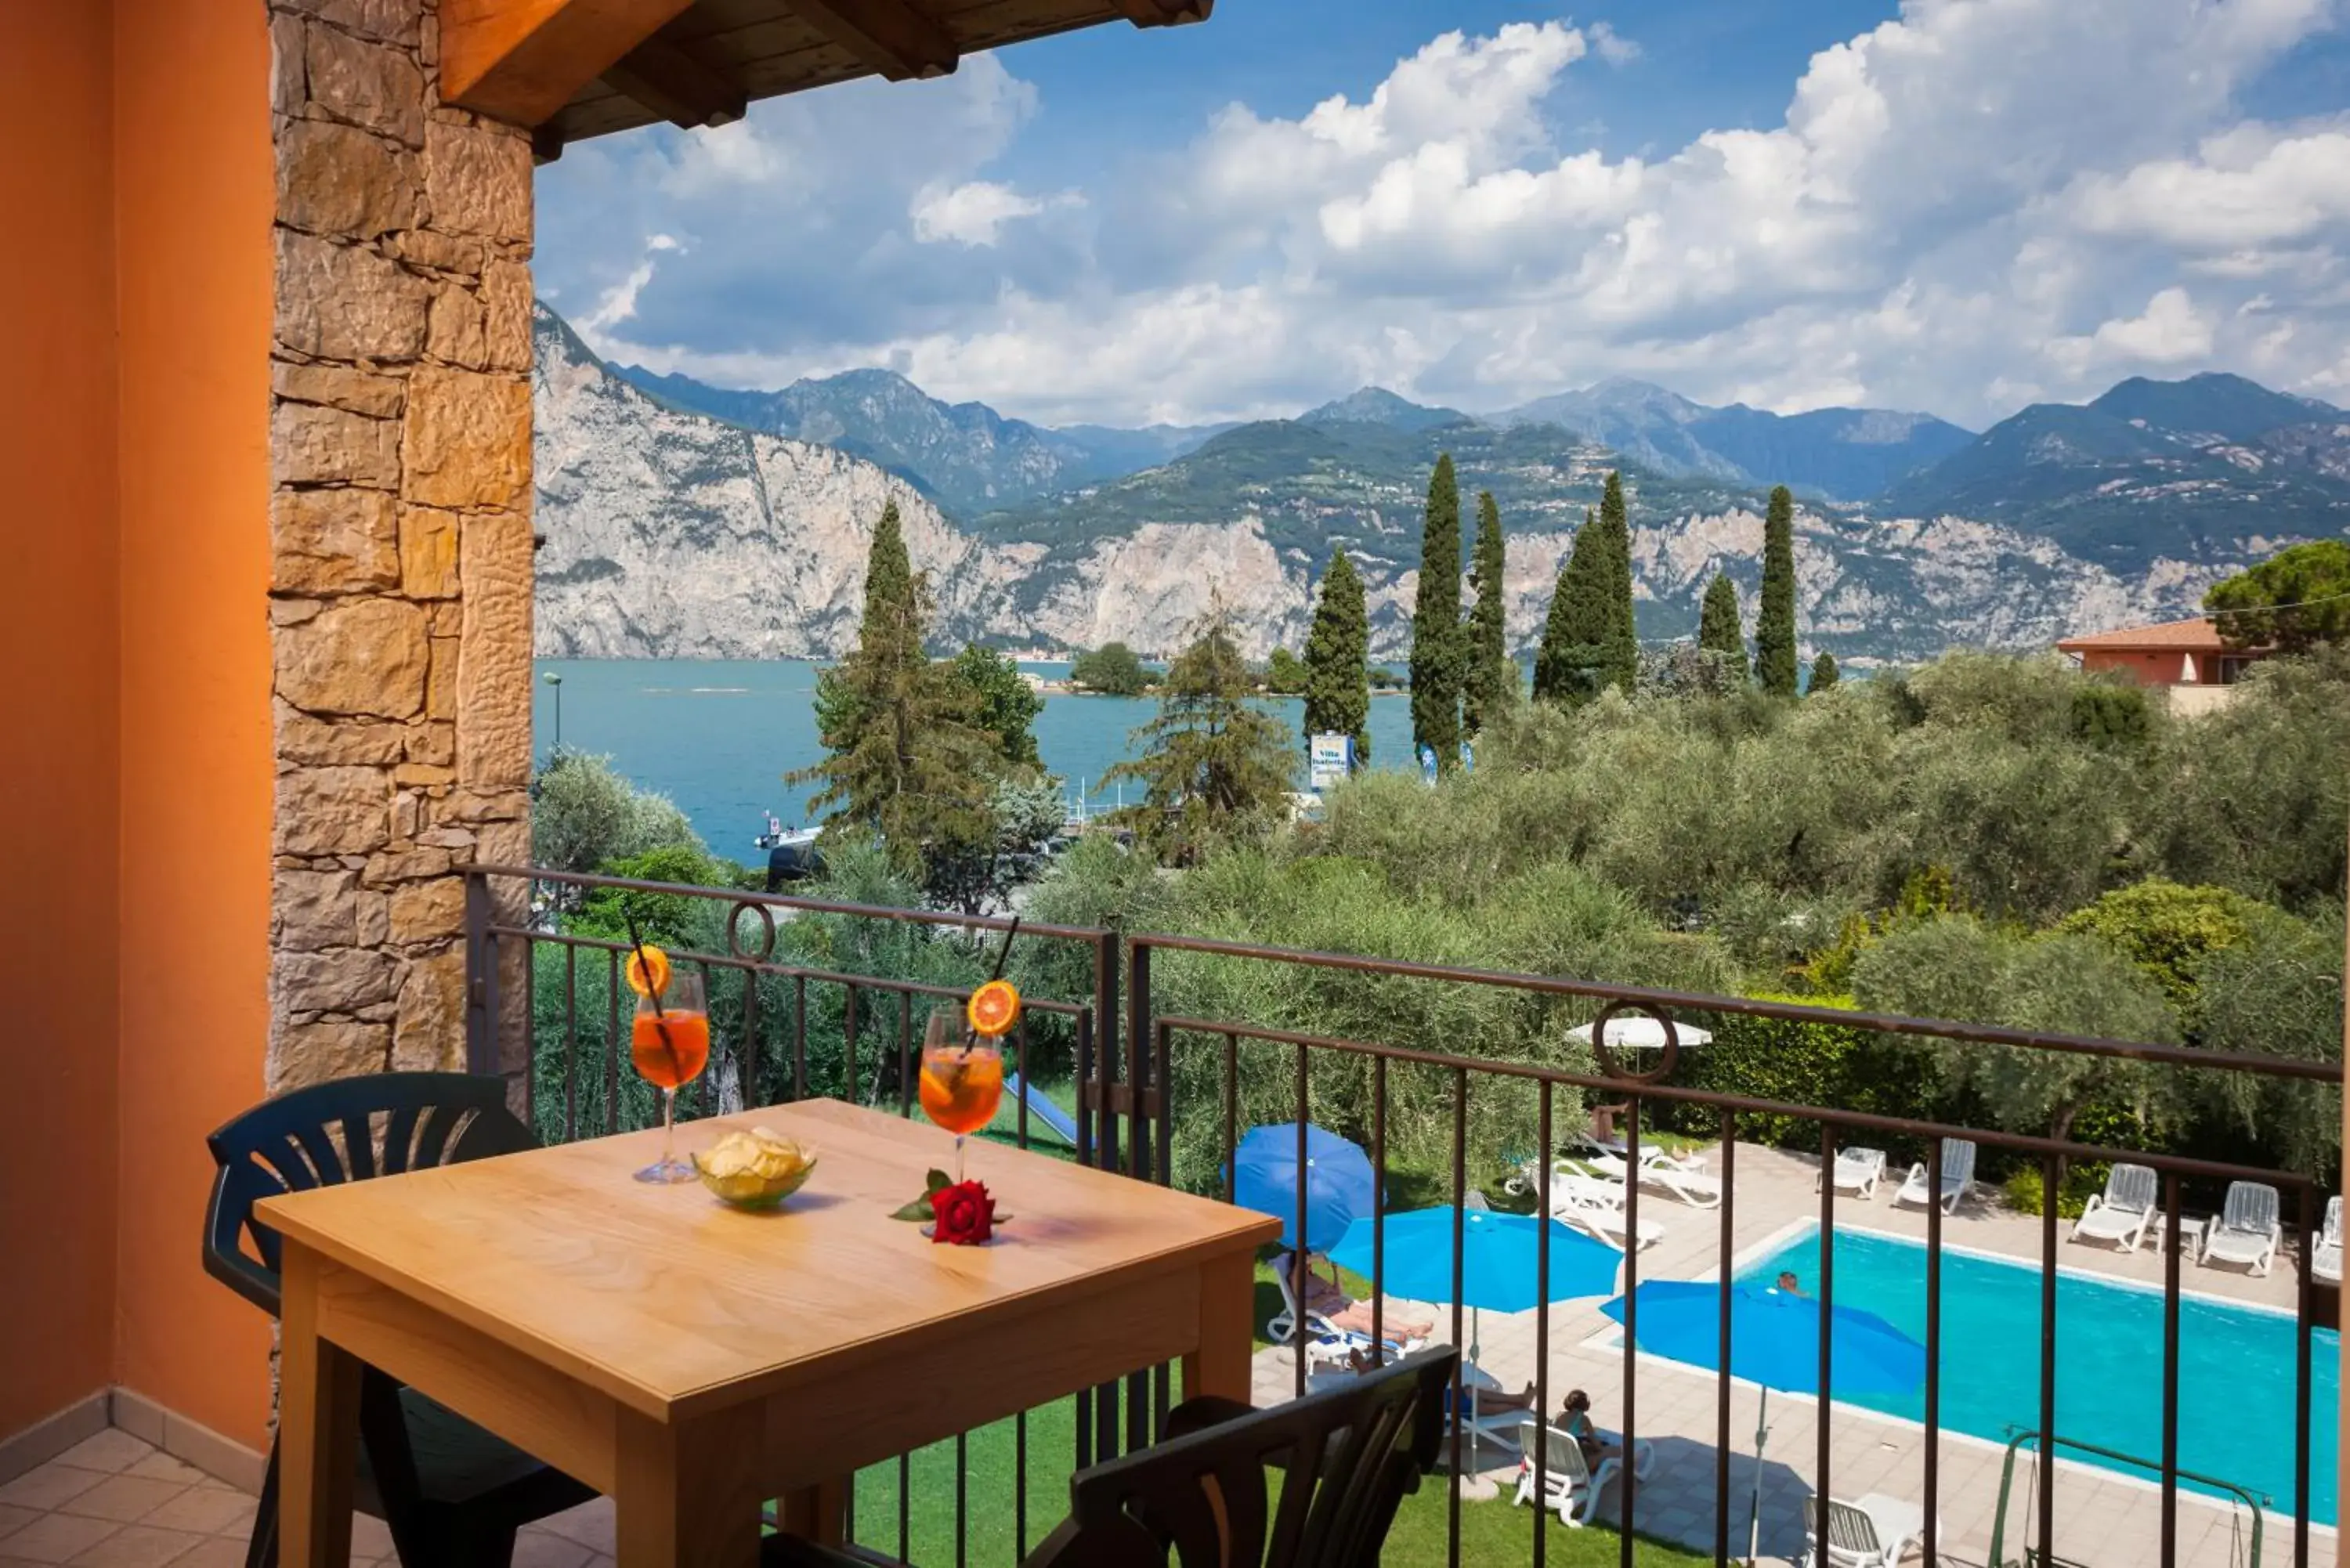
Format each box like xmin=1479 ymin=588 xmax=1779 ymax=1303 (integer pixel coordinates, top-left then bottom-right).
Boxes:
xmin=463 ymin=864 xmax=2341 ymax=1568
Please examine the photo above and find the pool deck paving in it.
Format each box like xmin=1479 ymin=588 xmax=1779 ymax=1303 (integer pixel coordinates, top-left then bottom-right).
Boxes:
xmin=1249 ymin=1138 xmax=2334 ymax=1567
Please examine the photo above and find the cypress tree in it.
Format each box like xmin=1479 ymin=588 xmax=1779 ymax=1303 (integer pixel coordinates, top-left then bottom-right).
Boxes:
xmin=1755 ymin=484 xmax=1800 ymax=696
xmin=1596 ymin=470 xmax=1639 ymax=693
xmin=1533 ymin=508 xmax=1609 ymax=706
xmin=1302 ymin=549 xmax=1371 ymax=768
xmin=1697 ymin=572 xmax=1744 ymax=660
xmin=1809 ymin=651 xmax=1840 ymax=693
xmin=1409 ymin=453 xmax=1465 ymax=767
xmin=1462 ymin=491 xmax=1513 ymax=733
xmin=857 ymin=500 xmax=915 ymax=656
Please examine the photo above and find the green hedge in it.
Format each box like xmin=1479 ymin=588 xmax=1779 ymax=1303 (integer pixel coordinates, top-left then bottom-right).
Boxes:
xmin=1660 ymin=994 xmax=1939 ymax=1151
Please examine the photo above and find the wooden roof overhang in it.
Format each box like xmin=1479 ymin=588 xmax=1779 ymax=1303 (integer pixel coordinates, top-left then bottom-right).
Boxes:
xmin=442 ymin=0 xmax=1213 ymax=159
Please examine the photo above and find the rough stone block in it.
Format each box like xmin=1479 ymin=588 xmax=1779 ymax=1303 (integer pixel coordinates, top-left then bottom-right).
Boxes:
xmin=457 ymin=510 xmax=533 ymax=786
xmin=277 ymin=118 xmax=421 ymax=239
xmin=406 ymin=721 xmax=457 ymax=765
xmin=355 ymin=888 xmax=390 ymax=947
xmin=270 ymin=13 xmax=307 ymax=117
xmin=426 ymin=634 xmax=460 ymax=720
xmin=277 ymin=945 xmax=400 ymax=1012
xmin=392 ymin=229 xmax=485 ymax=276
xmin=304 ymin=21 xmax=425 ymax=146
xmin=403 ymin=367 xmax=530 ymax=508
xmin=273 ymin=400 xmax=401 ymax=489
xmin=271 ymin=0 xmax=419 ymax=47
xmin=277 ymin=765 xmax=392 ymax=856
xmin=394 ymin=761 xmax=455 ymax=786
xmin=270 ymin=597 xmax=324 ymax=627
xmin=277 ymin=702 xmax=407 ymax=766
xmin=436 ymin=786 xmax=526 ymax=826
xmin=481 ymin=261 xmax=532 ymax=372
xmin=275 ymin=866 xmax=359 ymax=950
xmin=269 ymin=1019 xmax=392 ymax=1091
xmin=275 ymin=228 xmax=430 ymax=363
xmin=426 ymin=284 xmax=487 ymax=369
xmin=472 ymin=816 xmax=531 ymax=872
xmin=273 ymin=360 xmax=405 ymax=418
xmin=390 ymin=877 xmax=465 ymax=943
xmin=398 ymin=504 xmax=461 ymax=598
xmin=362 ymin=844 xmax=454 ymax=886
xmin=272 ymin=487 xmax=399 ymax=594
xmin=424 ymin=121 xmax=532 ymax=244
xmin=276 ymin=597 xmax=430 ymax=718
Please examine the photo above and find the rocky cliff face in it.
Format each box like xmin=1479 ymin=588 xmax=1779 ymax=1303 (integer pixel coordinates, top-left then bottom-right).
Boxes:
xmin=534 ymin=307 xmax=2232 ymax=667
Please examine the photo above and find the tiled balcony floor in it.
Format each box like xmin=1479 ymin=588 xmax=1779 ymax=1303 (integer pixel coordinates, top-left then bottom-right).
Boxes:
xmin=1250 ymin=1139 xmax=2334 ymax=1567
xmin=0 ymin=1429 xmax=615 ymax=1568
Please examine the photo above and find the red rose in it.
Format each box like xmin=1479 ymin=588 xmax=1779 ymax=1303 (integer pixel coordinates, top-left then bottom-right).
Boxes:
xmin=928 ymin=1180 xmax=997 ymax=1245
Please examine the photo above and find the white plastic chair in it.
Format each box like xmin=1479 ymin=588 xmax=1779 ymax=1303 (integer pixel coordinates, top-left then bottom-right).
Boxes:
xmin=1510 ymin=1421 xmax=1655 ymax=1526
xmin=1799 ymin=1493 xmax=1927 ymax=1568
xmin=1822 ymin=1147 xmax=1886 ymax=1200
xmin=2312 ymin=1196 xmax=2341 ymax=1285
xmin=2071 ymin=1162 xmax=2159 ymax=1253
xmin=2201 ymin=1181 xmax=2283 ymax=1277
xmin=1894 ymin=1139 xmax=1976 ymax=1215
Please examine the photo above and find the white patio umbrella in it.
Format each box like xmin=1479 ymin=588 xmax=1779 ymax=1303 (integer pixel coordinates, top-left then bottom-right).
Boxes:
xmin=1567 ymin=1017 xmax=1713 ymax=1050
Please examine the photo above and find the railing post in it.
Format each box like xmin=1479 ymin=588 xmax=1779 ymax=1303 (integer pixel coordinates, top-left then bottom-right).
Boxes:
xmin=1126 ymin=938 xmax=1152 ymax=1181
xmin=463 ymin=868 xmax=494 ymax=1076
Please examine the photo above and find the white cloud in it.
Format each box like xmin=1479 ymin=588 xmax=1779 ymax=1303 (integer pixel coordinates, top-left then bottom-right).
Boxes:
xmin=910 ymin=181 xmax=1072 ymax=246
xmin=539 ymin=3 xmax=2350 ymax=428
xmin=1585 ymin=21 xmax=1640 ymax=65
xmin=577 ymin=233 xmax=682 ymax=331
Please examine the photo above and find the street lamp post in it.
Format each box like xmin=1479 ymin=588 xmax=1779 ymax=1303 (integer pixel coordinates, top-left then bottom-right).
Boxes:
xmin=542 ymin=670 xmax=562 ymax=754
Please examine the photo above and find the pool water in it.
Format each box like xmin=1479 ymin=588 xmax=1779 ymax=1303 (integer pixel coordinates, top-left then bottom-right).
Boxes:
xmin=1740 ymin=1226 xmax=2339 ymax=1525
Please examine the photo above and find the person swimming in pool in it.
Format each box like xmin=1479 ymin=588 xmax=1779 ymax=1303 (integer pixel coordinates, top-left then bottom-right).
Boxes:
xmin=1776 ymin=1270 xmax=1806 ymax=1296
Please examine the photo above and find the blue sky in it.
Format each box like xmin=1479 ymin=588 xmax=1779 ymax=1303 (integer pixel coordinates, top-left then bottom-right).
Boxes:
xmin=537 ymin=0 xmax=2350 ymax=430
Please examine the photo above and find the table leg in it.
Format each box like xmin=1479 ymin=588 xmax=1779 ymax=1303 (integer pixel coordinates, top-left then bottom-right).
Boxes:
xmin=278 ymin=1241 xmax=360 ymax=1568
xmin=1184 ymin=1249 xmax=1256 ymax=1404
xmin=777 ymin=1476 xmax=848 ymax=1544
xmin=616 ymin=1404 xmax=765 ymax=1568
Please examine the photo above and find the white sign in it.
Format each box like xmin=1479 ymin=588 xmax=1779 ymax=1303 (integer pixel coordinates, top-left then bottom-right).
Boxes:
xmin=1308 ymin=732 xmax=1355 ymax=789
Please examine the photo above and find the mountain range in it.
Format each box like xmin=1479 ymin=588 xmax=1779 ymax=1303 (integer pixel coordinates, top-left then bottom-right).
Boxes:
xmin=537 ymin=304 xmax=2286 ymax=669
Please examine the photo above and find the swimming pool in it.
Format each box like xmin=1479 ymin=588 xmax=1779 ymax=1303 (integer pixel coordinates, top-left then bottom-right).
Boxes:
xmin=1739 ymin=1226 xmax=2340 ymax=1525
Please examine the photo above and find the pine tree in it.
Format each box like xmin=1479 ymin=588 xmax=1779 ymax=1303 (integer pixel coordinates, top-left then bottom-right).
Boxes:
xmin=1302 ymin=549 xmax=1371 ymax=767
xmin=1755 ymin=484 xmax=1800 ymax=696
xmin=1106 ymin=609 xmax=1297 ymax=865
xmin=1533 ymin=508 xmax=1610 ymax=705
xmin=1697 ymin=572 xmax=1744 ymax=660
xmin=1462 ymin=491 xmax=1514 ymax=733
xmin=1409 ymin=453 xmax=1465 ymax=768
xmin=1596 ymin=470 xmax=1639 ymax=694
xmin=1809 ymin=651 xmax=1840 ymax=693
xmin=793 ymin=503 xmax=999 ymax=876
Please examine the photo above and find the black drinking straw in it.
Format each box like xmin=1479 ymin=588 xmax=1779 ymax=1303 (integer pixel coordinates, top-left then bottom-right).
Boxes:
xmin=989 ymin=916 xmax=1021 ymax=981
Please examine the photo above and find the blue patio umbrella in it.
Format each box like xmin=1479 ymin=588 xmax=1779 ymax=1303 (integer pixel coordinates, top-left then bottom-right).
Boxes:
xmin=1230 ymin=1122 xmax=1377 ymax=1255
xmin=1602 ymin=1281 xmax=1926 ymax=1562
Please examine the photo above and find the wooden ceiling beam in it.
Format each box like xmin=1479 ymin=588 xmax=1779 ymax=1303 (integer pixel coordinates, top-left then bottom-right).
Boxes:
xmin=442 ymin=0 xmax=701 ymax=127
xmin=1109 ymin=0 xmax=1214 ymax=26
xmin=601 ymin=36 xmax=749 ymax=128
xmin=784 ymin=0 xmax=958 ymax=81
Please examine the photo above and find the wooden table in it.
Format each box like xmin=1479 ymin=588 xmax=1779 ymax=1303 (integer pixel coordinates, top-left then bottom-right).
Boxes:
xmin=258 ymin=1097 xmax=1279 ymax=1566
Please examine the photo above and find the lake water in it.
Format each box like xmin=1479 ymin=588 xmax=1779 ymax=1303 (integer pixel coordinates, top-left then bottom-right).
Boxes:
xmin=532 ymin=658 xmax=1421 ymax=860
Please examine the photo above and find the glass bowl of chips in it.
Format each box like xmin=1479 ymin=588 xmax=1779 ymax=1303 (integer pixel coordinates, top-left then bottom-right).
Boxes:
xmin=692 ymin=1127 xmax=817 ymax=1209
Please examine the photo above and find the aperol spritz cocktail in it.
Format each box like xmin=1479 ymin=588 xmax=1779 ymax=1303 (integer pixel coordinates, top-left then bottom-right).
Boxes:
xmin=631 ymin=967 xmax=708 ymax=1183
xmin=919 ymin=1005 xmax=1003 ymax=1181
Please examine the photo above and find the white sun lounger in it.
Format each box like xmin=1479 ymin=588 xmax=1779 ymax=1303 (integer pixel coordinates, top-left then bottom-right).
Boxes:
xmin=1800 ymin=1493 xmax=1927 ymax=1568
xmin=2313 ymin=1196 xmax=2341 ymax=1285
xmin=1821 ymin=1147 xmax=1886 ymax=1200
xmin=1512 ymin=1421 xmax=1656 ymax=1527
xmin=2071 ymin=1162 xmax=2160 ymax=1253
xmin=1546 ymin=1168 xmax=1666 ymax=1251
xmin=1578 ymin=1143 xmax=1724 ymax=1209
xmin=2201 ymin=1180 xmax=2283 ymax=1277
xmin=1264 ymin=1252 xmax=1431 ymax=1366
xmin=1894 ymin=1139 xmax=1976 ymax=1215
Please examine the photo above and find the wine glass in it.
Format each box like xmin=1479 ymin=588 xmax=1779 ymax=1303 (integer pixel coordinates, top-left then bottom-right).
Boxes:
xmin=918 ymin=1004 xmax=1003 ymax=1183
xmin=630 ymin=969 xmax=709 ymax=1183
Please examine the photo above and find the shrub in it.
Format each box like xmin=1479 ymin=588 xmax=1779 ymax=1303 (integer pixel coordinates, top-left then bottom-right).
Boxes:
xmin=530 ymin=750 xmax=703 ymax=879
xmin=2056 ymin=879 xmax=2265 ymax=1010
xmin=1663 ymin=995 xmax=1937 ymax=1150
xmin=2003 ymin=1162 xmax=2109 ymax=1219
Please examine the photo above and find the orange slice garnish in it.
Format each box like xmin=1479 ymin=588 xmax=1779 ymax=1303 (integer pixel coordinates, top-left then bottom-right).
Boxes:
xmin=624 ymin=945 xmax=671 ymax=999
xmin=967 ymin=978 xmax=1021 ymax=1039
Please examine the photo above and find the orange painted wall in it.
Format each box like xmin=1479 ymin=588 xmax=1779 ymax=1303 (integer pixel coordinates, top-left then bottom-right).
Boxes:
xmin=0 ymin=4 xmax=125 ymax=1441
xmin=108 ymin=0 xmax=277 ymax=1451
xmin=2079 ymin=648 xmax=2198 ymax=687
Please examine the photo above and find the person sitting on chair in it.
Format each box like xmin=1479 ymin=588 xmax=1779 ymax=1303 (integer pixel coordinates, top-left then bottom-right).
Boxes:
xmin=1558 ymin=1389 xmax=1625 ymax=1465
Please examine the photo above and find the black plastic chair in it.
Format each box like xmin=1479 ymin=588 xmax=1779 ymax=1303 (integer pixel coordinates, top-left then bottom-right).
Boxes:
xmin=764 ymin=1346 xmax=1459 ymax=1568
xmin=204 ymin=1071 xmax=598 ymax=1568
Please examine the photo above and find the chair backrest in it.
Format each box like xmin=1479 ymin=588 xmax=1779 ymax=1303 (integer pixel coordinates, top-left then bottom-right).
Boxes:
xmin=1029 ymin=1346 xmax=1457 ymax=1568
xmin=1515 ymin=1422 xmax=1593 ymax=1487
xmin=2325 ymin=1196 xmax=2343 ymax=1246
xmin=204 ymin=1071 xmax=534 ymax=1316
xmin=1940 ymin=1140 xmax=1977 ymax=1185
xmin=1803 ymin=1497 xmax=1882 ymax=1563
xmin=2106 ymin=1162 xmax=2159 ymax=1213
xmin=2223 ymin=1180 xmax=2280 ymax=1234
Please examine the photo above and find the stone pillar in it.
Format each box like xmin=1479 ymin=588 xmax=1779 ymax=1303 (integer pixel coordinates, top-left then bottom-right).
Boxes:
xmin=266 ymin=0 xmax=534 ymax=1096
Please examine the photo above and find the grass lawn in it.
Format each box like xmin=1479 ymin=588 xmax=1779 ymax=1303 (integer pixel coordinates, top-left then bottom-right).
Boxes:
xmin=844 ymin=1394 xmax=1710 ymax=1567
